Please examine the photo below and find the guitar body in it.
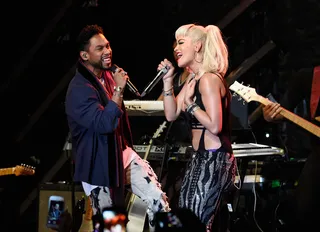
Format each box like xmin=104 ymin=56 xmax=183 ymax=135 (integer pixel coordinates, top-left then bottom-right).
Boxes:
xmin=78 ymin=215 xmax=93 ymax=232
xmin=126 ymin=194 xmax=148 ymax=232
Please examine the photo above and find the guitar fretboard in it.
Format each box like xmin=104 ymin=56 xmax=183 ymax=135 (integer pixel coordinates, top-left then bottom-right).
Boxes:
xmin=0 ymin=168 xmax=14 ymax=176
xmin=259 ymin=96 xmax=320 ymax=137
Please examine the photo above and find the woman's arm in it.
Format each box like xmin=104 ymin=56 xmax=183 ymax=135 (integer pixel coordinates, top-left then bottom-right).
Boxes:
xmin=163 ymin=79 xmax=181 ymax=121
xmin=191 ymin=74 xmax=223 ymax=135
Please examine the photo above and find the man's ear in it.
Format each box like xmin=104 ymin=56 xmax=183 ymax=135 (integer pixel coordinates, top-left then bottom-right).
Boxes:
xmin=80 ymin=51 xmax=88 ymax=60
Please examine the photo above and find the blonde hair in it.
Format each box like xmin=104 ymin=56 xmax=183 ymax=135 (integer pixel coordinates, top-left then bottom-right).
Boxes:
xmin=175 ymin=24 xmax=229 ymax=76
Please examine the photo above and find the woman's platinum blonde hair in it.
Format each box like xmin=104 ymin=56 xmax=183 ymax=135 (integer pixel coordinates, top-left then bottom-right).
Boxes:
xmin=175 ymin=24 xmax=229 ymax=77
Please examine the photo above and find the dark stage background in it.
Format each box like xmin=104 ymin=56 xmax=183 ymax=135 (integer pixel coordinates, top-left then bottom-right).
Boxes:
xmin=0 ymin=0 xmax=319 ymax=231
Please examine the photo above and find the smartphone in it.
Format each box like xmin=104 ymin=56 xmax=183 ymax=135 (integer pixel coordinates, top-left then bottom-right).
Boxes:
xmin=46 ymin=195 xmax=65 ymax=230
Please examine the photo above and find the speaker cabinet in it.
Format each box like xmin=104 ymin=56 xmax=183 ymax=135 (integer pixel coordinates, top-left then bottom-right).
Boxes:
xmin=37 ymin=182 xmax=87 ymax=232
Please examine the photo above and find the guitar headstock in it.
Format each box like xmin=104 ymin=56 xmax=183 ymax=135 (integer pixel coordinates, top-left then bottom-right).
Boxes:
xmin=14 ymin=164 xmax=35 ymax=176
xmin=229 ymin=81 xmax=261 ymax=104
xmin=152 ymin=121 xmax=167 ymax=139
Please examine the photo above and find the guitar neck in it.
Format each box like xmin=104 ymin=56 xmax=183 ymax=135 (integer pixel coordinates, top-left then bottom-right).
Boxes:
xmin=143 ymin=139 xmax=155 ymax=160
xmin=0 ymin=168 xmax=14 ymax=176
xmin=259 ymin=96 xmax=320 ymax=137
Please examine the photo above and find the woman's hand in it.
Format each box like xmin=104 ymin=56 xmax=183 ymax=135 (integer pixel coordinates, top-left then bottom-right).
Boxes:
xmin=158 ymin=59 xmax=175 ymax=82
xmin=184 ymin=77 xmax=196 ymax=106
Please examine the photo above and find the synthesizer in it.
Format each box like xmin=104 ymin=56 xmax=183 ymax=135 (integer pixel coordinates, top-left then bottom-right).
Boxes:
xmin=133 ymin=143 xmax=285 ymax=162
xmin=123 ymin=100 xmax=164 ymax=116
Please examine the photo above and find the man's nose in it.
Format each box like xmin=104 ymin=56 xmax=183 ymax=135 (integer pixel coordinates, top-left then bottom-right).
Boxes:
xmin=103 ymin=47 xmax=111 ymax=54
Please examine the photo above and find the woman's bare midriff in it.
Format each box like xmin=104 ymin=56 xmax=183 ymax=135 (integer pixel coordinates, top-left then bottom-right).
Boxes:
xmin=191 ymin=129 xmax=221 ymax=151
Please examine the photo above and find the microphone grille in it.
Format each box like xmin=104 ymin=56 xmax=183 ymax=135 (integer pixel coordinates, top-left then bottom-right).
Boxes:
xmin=109 ymin=64 xmax=119 ymax=73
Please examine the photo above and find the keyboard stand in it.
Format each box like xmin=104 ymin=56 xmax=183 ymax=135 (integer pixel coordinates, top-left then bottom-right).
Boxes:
xmin=232 ymin=157 xmax=250 ymax=214
xmin=230 ymin=155 xmax=266 ymax=230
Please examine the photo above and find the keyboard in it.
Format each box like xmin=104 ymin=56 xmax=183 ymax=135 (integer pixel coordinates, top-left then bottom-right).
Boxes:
xmin=230 ymin=143 xmax=285 ymax=157
xmin=124 ymin=100 xmax=164 ymax=116
xmin=133 ymin=143 xmax=285 ymax=162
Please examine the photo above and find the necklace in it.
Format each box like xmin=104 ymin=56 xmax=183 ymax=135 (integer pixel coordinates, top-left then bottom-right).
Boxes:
xmin=179 ymin=71 xmax=190 ymax=86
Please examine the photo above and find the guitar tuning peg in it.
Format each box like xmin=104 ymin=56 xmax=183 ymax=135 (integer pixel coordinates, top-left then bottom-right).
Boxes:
xmin=242 ymin=100 xmax=246 ymax=105
xmin=247 ymin=84 xmax=250 ymax=87
xmin=238 ymin=96 xmax=242 ymax=101
xmin=232 ymin=92 xmax=237 ymax=97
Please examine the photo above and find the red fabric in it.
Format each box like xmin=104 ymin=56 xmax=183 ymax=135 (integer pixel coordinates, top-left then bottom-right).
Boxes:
xmin=311 ymin=66 xmax=320 ymax=119
xmin=103 ymin=71 xmax=115 ymax=98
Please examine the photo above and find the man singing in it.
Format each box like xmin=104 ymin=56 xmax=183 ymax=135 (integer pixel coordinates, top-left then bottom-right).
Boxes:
xmin=65 ymin=24 xmax=170 ymax=230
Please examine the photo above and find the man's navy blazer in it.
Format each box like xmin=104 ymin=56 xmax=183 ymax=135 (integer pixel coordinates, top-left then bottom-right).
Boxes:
xmin=65 ymin=62 xmax=132 ymax=187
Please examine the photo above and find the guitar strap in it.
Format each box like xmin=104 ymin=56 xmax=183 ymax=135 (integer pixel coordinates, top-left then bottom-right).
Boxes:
xmin=310 ymin=66 xmax=320 ymax=119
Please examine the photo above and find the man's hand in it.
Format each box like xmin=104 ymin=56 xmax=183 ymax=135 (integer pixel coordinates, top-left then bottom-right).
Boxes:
xmin=113 ymin=67 xmax=128 ymax=89
xmin=262 ymin=102 xmax=283 ymax=122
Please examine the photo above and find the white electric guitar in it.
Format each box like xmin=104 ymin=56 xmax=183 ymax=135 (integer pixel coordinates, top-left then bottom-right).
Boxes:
xmin=229 ymin=81 xmax=320 ymax=138
xmin=126 ymin=121 xmax=167 ymax=231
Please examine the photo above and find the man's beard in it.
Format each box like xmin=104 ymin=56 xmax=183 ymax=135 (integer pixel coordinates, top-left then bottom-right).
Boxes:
xmin=90 ymin=59 xmax=110 ymax=71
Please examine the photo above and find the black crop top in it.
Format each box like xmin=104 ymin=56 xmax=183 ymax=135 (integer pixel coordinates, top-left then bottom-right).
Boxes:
xmin=184 ymin=73 xmax=233 ymax=153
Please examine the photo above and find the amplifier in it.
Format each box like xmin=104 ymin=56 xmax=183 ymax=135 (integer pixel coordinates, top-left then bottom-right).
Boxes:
xmin=37 ymin=182 xmax=88 ymax=232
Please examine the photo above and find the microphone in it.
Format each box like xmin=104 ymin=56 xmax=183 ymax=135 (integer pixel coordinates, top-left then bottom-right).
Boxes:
xmin=140 ymin=66 xmax=169 ymax=97
xmin=109 ymin=64 xmax=141 ymax=98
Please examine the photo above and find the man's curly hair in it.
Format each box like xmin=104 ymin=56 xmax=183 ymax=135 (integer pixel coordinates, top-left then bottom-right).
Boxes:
xmin=76 ymin=24 xmax=104 ymax=52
